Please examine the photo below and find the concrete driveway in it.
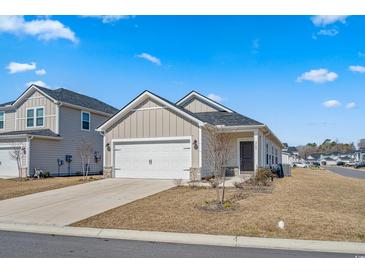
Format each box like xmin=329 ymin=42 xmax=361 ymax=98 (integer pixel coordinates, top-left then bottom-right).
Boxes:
xmin=0 ymin=178 xmax=174 ymax=226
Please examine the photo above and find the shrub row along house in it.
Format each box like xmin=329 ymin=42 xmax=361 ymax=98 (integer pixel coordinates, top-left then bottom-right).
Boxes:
xmin=0 ymin=87 xmax=283 ymax=180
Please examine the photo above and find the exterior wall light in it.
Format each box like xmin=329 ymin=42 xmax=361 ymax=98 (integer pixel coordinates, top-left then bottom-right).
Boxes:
xmin=193 ymin=139 xmax=198 ymax=150
xmin=106 ymin=143 xmax=111 ymax=151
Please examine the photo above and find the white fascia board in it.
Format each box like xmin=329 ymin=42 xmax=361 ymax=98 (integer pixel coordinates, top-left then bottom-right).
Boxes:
xmin=97 ymin=91 xmax=205 ymax=132
xmin=12 ymin=86 xmax=58 ymax=108
xmin=176 ymin=91 xmax=233 ymax=113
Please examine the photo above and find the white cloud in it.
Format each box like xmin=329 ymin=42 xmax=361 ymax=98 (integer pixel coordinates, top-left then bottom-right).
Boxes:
xmin=316 ymin=28 xmax=339 ymax=37
xmin=311 ymin=15 xmax=348 ymax=27
xmin=95 ymin=16 xmax=132 ymax=23
xmin=296 ymin=68 xmax=338 ymax=83
xmin=136 ymin=53 xmax=161 ymax=66
xmin=25 ymin=80 xmax=49 ymax=88
xmin=323 ymin=100 xmax=341 ymax=108
xmin=0 ymin=16 xmax=78 ymax=43
xmin=6 ymin=62 xmax=36 ymax=74
xmin=346 ymin=102 xmax=356 ymax=109
xmin=207 ymin=93 xmax=223 ymax=103
xmin=349 ymin=65 xmax=365 ymax=73
xmin=35 ymin=69 xmax=46 ymax=76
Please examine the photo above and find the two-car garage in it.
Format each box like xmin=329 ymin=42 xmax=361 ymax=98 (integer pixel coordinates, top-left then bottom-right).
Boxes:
xmin=113 ymin=137 xmax=192 ymax=180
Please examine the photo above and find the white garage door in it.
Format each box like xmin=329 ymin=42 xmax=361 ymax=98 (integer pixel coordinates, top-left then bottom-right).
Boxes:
xmin=113 ymin=138 xmax=191 ymax=179
xmin=0 ymin=148 xmax=19 ymax=178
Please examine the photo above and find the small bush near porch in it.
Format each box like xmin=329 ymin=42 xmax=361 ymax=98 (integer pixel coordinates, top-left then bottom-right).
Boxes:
xmin=73 ymin=169 xmax=365 ymax=243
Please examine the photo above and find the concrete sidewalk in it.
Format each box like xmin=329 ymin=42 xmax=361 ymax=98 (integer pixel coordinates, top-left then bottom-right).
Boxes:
xmin=0 ymin=222 xmax=364 ymax=255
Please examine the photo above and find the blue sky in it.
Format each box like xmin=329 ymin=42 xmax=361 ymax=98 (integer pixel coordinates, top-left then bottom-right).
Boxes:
xmin=0 ymin=15 xmax=364 ymax=146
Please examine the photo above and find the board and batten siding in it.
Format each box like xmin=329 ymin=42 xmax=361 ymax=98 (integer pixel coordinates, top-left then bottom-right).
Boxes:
xmin=181 ymin=97 xmax=220 ymax=113
xmin=16 ymin=90 xmax=57 ymax=132
xmin=29 ymin=105 xmax=108 ymax=176
xmin=0 ymin=110 xmax=16 ymax=132
xmin=104 ymin=98 xmax=200 ymax=169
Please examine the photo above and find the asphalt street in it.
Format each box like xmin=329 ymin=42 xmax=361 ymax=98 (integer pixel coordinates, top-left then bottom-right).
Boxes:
xmin=0 ymin=231 xmax=359 ymax=258
xmin=326 ymin=166 xmax=365 ymax=180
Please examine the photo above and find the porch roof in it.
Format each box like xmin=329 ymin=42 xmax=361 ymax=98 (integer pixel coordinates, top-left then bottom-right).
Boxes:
xmin=0 ymin=129 xmax=61 ymax=140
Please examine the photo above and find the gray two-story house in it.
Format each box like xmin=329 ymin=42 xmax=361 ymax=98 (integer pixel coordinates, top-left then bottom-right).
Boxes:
xmin=0 ymin=85 xmax=117 ymax=178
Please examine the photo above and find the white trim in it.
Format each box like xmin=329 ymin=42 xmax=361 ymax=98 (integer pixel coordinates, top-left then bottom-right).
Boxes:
xmin=253 ymin=129 xmax=259 ymax=172
xmin=237 ymin=137 xmax=255 ymax=173
xmin=0 ymin=111 xmax=4 ymax=130
xmin=97 ymin=91 xmax=204 ymax=132
xmin=26 ymin=137 xmax=31 ymax=177
xmin=111 ymin=136 xmax=192 ymax=179
xmin=132 ymin=106 xmax=166 ymax=112
xmin=25 ymin=106 xmax=45 ymax=129
xmin=102 ymin=133 xmax=106 ymax=168
xmin=16 ymin=114 xmax=55 ymax=120
xmin=13 ymin=86 xmax=57 ymax=107
xmin=55 ymin=104 xmax=60 ymax=134
xmin=81 ymin=111 xmax=91 ymax=131
xmin=176 ymin=91 xmax=233 ymax=113
xmin=198 ymin=126 xmax=202 ymax=169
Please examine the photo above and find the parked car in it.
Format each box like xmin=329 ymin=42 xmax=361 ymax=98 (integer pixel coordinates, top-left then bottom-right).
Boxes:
xmin=354 ymin=162 xmax=365 ymax=169
xmin=337 ymin=161 xmax=345 ymax=166
xmin=292 ymin=162 xmax=308 ymax=168
xmin=311 ymin=162 xmax=320 ymax=168
xmin=345 ymin=162 xmax=356 ymax=167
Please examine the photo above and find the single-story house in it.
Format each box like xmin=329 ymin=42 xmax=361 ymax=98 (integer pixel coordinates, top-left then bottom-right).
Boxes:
xmin=321 ymin=157 xmax=337 ymax=166
xmin=0 ymin=85 xmax=118 ymax=178
xmin=97 ymin=90 xmax=283 ymax=180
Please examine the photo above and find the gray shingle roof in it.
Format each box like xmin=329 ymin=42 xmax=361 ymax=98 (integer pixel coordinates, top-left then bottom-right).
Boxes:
xmin=0 ymin=101 xmax=15 ymax=107
xmin=0 ymin=129 xmax=60 ymax=138
xmin=35 ymin=85 xmax=118 ymax=115
xmin=191 ymin=111 xmax=263 ymax=126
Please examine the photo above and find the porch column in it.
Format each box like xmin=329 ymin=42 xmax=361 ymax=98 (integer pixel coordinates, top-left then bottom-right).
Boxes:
xmin=254 ymin=129 xmax=259 ymax=172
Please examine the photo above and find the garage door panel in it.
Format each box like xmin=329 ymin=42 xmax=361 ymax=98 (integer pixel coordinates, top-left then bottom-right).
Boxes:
xmin=113 ymin=139 xmax=191 ymax=179
xmin=0 ymin=148 xmax=19 ymax=177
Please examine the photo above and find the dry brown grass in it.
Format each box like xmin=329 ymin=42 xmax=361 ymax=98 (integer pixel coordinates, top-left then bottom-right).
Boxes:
xmin=73 ymin=169 xmax=365 ymax=242
xmin=0 ymin=176 xmax=102 ymax=200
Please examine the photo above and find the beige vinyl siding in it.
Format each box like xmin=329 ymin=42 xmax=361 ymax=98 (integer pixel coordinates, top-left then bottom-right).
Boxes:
xmin=15 ymin=90 xmax=57 ymax=131
xmin=182 ymin=97 xmax=220 ymax=113
xmin=29 ymin=105 xmax=108 ymax=176
xmin=0 ymin=110 xmax=16 ymax=132
xmin=104 ymin=98 xmax=200 ymax=169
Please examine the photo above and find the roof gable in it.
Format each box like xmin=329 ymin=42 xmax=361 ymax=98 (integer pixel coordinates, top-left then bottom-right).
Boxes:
xmin=176 ymin=91 xmax=234 ymax=113
xmin=1 ymin=85 xmax=117 ymax=115
xmin=97 ymin=90 xmax=205 ymax=131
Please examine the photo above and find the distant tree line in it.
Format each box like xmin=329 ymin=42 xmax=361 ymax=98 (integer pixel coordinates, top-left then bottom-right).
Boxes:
xmin=297 ymin=139 xmax=356 ymax=159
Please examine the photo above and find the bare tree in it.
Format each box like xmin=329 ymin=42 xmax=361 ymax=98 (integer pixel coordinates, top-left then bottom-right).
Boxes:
xmin=205 ymin=126 xmax=231 ymax=204
xmin=8 ymin=143 xmax=26 ymax=180
xmin=78 ymin=139 xmax=94 ymax=181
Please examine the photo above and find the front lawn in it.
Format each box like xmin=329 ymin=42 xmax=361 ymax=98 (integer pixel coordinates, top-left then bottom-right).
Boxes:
xmin=0 ymin=176 xmax=102 ymax=200
xmin=73 ymin=169 xmax=365 ymax=242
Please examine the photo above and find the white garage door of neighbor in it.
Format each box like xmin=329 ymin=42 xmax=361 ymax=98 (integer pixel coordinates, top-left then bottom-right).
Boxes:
xmin=113 ymin=138 xmax=191 ymax=179
xmin=0 ymin=148 xmax=19 ymax=178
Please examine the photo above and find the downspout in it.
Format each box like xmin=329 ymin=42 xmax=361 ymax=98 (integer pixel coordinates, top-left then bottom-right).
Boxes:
xmin=26 ymin=136 xmax=34 ymax=177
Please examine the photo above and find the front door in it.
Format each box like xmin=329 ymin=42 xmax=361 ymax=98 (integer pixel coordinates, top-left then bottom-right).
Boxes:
xmin=239 ymin=141 xmax=254 ymax=172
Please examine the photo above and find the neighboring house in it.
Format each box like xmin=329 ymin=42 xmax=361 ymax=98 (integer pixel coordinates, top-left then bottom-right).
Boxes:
xmin=354 ymin=149 xmax=365 ymax=162
xmin=0 ymin=85 xmax=118 ymax=177
xmin=282 ymin=146 xmax=301 ymax=165
xmin=97 ymin=90 xmax=283 ymax=180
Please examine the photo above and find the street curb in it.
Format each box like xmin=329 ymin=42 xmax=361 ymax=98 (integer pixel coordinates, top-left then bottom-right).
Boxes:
xmin=0 ymin=222 xmax=364 ymax=254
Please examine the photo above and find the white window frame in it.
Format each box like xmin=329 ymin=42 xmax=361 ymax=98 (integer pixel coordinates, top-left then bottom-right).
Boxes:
xmin=0 ymin=111 xmax=4 ymax=130
xmin=26 ymin=106 xmax=45 ymax=128
xmin=81 ymin=111 xmax=91 ymax=131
